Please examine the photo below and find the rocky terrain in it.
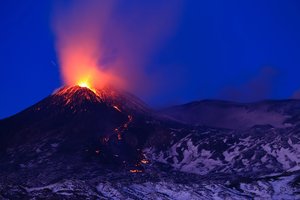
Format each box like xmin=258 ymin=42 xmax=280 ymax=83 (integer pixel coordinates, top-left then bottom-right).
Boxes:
xmin=1 ymin=86 xmax=300 ymax=199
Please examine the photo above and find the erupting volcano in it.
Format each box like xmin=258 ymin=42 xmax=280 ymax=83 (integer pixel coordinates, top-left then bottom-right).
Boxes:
xmin=0 ymin=84 xmax=154 ymax=167
xmin=3 ymin=84 xmax=300 ymax=198
xmin=2 ymin=0 xmax=300 ymax=198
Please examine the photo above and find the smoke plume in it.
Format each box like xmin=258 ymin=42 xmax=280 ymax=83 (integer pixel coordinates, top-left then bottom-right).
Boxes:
xmin=220 ymin=67 xmax=278 ymax=102
xmin=53 ymin=0 xmax=181 ymax=95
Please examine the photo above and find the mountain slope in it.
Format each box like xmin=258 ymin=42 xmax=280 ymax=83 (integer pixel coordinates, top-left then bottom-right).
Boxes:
xmin=1 ymin=89 xmax=300 ymax=199
xmin=161 ymin=99 xmax=300 ymax=129
xmin=0 ymin=86 xmax=161 ymax=169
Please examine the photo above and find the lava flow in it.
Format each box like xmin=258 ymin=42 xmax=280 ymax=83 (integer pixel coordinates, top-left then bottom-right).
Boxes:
xmin=114 ymin=114 xmax=133 ymax=140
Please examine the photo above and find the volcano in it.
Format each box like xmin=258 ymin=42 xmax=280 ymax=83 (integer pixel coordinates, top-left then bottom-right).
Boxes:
xmin=0 ymin=86 xmax=159 ymax=169
xmin=1 ymin=88 xmax=300 ymax=199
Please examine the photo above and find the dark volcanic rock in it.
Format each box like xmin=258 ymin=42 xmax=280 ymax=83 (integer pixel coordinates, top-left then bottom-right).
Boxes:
xmin=0 ymin=86 xmax=159 ymax=168
xmin=1 ymin=87 xmax=300 ymax=199
xmin=161 ymin=99 xmax=300 ymax=129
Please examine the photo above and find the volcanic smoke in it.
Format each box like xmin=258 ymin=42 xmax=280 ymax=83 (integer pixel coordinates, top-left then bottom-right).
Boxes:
xmin=53 ymin=1 xmax=119 ymax=91
xmin=53 ymin=0 xmax=181 ymax=96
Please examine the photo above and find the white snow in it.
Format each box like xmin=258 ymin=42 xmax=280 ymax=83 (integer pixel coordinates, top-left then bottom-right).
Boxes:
xmin=223 ymin=147 xmax=240 ymax=162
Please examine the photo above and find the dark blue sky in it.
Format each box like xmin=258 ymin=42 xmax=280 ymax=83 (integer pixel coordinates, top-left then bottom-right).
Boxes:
xmin=1 ymin=0 xmax=300 ymax=119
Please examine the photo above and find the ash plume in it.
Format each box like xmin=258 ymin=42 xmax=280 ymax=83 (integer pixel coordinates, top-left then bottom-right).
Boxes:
xmin=53 ymin=0 xmax=181 ymax=96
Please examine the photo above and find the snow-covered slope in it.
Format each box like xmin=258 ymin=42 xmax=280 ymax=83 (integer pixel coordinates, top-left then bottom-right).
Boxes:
xmin=1 ymin=89 xmax=300 ymax=199
xmin=2 ymin=171 xmax=300 ymax=199
xmin=145 ymin=125 xmax=300 ymax=176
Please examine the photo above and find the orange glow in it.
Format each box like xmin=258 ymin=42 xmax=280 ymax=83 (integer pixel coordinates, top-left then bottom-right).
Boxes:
xmin=130 ymin=169 xmax=143 ymax=173
xmin=78 ymin=81 xmax=90 ymax=88
xmin=140 ymin=159 xmax=149 ymax=164
xmin=57 ymin=43 xmax=121 ymax=91
xmin=77 ymin=80 xmax=97 ymax=94
xmin=53 ymin=1 xmax=182 ymax=100
xmin=54 ymin=2 xmax=123 ymax=91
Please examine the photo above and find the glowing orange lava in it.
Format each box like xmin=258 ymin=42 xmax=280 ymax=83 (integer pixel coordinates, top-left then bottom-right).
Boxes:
xmin=78 ymin=81 xmax=90 ymax=88
xmin=77 ymin=80 xmax=97 ymax=94
xmin=130 ymin=169 xmax=143 ymax=173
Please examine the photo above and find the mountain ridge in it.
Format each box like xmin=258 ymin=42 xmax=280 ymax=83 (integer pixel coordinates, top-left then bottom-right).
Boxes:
xmin=1 ymin=86 xmax=300 ymax=199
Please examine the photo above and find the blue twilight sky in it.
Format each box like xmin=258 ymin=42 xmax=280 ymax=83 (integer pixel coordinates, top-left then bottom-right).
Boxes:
xmin=1 ymin=0 xmax=300 ymax=119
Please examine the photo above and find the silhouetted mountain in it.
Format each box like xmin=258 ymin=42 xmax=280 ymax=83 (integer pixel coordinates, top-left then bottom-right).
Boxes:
xmin=1 ymin=89 xmax=300 ymax=199
xmin=161 ymin=99 xmax=300 ymax=129
xmin=0 ymin=86 xmax=161 ymax=169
